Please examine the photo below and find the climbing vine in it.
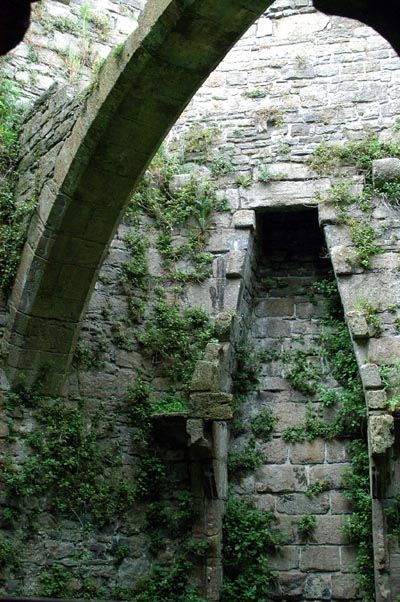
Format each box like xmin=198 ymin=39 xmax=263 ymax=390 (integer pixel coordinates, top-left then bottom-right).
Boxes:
xmin=267 ymin=276 xmax=374 ymax=599
xmin=220 ymin=497 xmax=280 ymax=602
xmin=0 ymin=73 xmax=35 ymax=293
xmin=312 ymin=133 xmax=400 ymax=269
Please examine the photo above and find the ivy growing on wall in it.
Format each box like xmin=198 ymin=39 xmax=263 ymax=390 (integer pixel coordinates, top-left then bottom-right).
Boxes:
xmin=0 ymin=73 xmax=34 ymax=293
xmin=312 ymin=133 xmax=400 ymax=269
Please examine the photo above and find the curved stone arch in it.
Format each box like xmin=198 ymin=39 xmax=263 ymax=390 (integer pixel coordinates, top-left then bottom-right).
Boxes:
xmin=3 ymin=0 xmax=276 ymax=392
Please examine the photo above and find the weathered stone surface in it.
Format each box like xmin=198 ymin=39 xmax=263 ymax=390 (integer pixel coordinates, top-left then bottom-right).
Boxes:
xmin=368 ymin=337 xmax=400 ymax=365
xmin=190 ymin=361 xmax=221 ymax=392
xmin=304 ymin=573 xmax=332 ymax=600
xmin=260 ymin=438 xmax=289 ymax=464
xmin=255 ymin=465 xmax=307 ymax=493
xmin=318 ymin=202 xmax=339 ymax=226
xmin=233 ymin=210 xmax=256 ymax=230
xmin=340 ymin=546 xmax=358 ymax=572
xmin=372 ymin=158 xmax=400 ymax=185
xmin=340 ymin=272 xmax=400 ymax=309
xmin=273 ymin=546 xmax=299 ymax=570
xmin=326 ymin=441 xmax=349 ymax=464
xmin=369 ymin=414 xmax=394 ymax=455
xmin=330 ymin=245 xmax=356 ymax=275
xmin=330 ymin=491 xmax=351 ymax=514
xmin=360 ymin=363 xmax=382 ymax=390
xmin=331 ymin=573 xmax=360 ymax=599
xmin=214 ymin=312 xmax=235 ymax=342
xmin=313 ymin=515 xmax=347 ymax=545
xmin=346 ymin=310 xmax=370 ymax=339
xmin=225 ymin=250 xmax=246 ymax=278
xmin=290 ymin=439 xmax=324 ymax=464
xmin=189 ymin=393 xmax=233 ymax=420
xmin=276 ymin=571 xmax=304 ymax=598
xmin=300 ymin=545 xmax=340 ymax=570
xmin=276 ymin=493 xmax=330 ymax=515
xmin=255 ymin=298 xmax=294 ymax=317
xmin=366 ymin=389 xmax=387 ymax=410
xmin=309 ymin=463 xmax=347 ymax=488
xmin=187 ymin=419 xmax=205 ymax=445
xmin=240 ymin=180 xmax=330 ymax=209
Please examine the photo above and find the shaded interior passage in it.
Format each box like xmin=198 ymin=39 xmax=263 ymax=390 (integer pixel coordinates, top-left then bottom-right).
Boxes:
xmin=229 ymin=209 xmax=360 ymax=600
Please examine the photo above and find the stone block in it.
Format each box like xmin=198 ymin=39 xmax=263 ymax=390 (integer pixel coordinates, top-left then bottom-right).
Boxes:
xmin=274 ymin=571 xmax=304 ymax=598
xmin=274 ymin=402 xmax=307 ymax=430
xmin=190 ymin=360 xmax=220 ymax=392
xmin=300 ymin=545 xmax=340 ymax=571
xmin=254 ymin=318 xmax=291 ymax=338
xmin=372 ymin=157 xmax=400 ymax=185
xmin=214 ymin=312 xmax=235 ymax=342
xmin=346 ymin=310 xmax=370 ymax=339
xmin=331 ymin=491 xmax=351 ymax=514
xmin=340 ymin=546 xmax=358 ymax=572
xmin=189 ymin=393 xmax=233 ymax=420
xmin=368 ymin=337 xmax=400 ymax=365
xmin=254 ymin=494 xmax=276 ymax=512
xmin=360 ymin=363 xmax=382 ymax=389
xmin=290 ymin=440 xmax=324 ymax=464
xmin=233 ymin=209 xmax=256 ymax=230
xmin=186 ymin=419 xmax=205 ymax=445
xmin=330 ymin=245 xmax=356 ymax=275
xmin=240 ymin=179 xmax=330 ymax=209
xmin=318 ymin=202 xmax=339 ymax=226
xmin=326 ymin=441 xmax=349 ymax=463
xmin=255 ymin=297 xmax=294 ymax=317
xmin=369 ymin=414 xmax=394 ymax=455
xmin=366 ymin=389 xmax=387 ymax=410
xmin=259 ymin=438 xmax=289 ymax=464
xmin=225 ymin=250 xmax=246 ymax=278
xmin=304 ymin=573 xmax=332 ymax=600
xmin=313 ymin=515 xmax=347 ymax=545
xmin=260 ymin=377 xmax=290 ymax=391
xmin=331 ymin=573 xmax=360 ymax=599
xmin=276 ymin=493 xmax=330 ymax=515
xmin=273 ymin=546 xmax=299 ymax=570
xmin=309 ymin=463 xmax=347 ymax=489
xmin=370 ymin=252 xmax=400 ymax=270
xmin=339 ymin=272 xmax=400 ymax=310
xmin=255 ymin=465 xmax=307 ymax=493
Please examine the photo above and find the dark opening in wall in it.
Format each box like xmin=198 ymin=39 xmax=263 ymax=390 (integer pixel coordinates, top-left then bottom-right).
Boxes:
xmin=255 ymin=208 xmax=329 ymax=273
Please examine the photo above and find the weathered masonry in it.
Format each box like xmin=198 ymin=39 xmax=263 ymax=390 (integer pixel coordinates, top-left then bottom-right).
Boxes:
xmin=2 ymin=0 xmax=400 ymax=600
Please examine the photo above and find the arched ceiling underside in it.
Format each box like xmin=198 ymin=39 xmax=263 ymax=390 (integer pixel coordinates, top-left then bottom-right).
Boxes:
xmin=3 ymin=0 xmax=399 ymax=393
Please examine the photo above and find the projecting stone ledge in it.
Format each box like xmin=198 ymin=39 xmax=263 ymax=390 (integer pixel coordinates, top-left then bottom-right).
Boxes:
xmin=189 ymin=393 xmax=233 ymax=420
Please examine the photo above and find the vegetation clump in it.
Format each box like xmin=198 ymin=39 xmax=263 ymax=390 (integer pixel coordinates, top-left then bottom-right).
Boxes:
xmin=138 ymin=300 xmax=215 ymax=388
xmin=221 ymin=497 xmax=280 ymax=602
xmin=280 ymin=276 xmax=373 ymax=598
xmin=297 ymin=514 xmax=316 ymax=540
xmin=1 ymin=390 xmax=135 ymax=528
xmin=0 ymin=74 xmax=34 ymax=293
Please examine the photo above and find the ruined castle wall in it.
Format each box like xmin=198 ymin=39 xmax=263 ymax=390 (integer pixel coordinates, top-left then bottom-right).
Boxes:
xmin=2 ymin=0 xmax=400 ymax=599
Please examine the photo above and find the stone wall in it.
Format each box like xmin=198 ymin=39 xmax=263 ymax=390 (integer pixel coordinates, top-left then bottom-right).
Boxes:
xmin=229 ymin=210 xmax=359 ymax=600
xmin=2 ymin=0 xmax=400 ymax=599
xmin=2 ymin=0 xmax=145 ymax=101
